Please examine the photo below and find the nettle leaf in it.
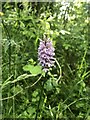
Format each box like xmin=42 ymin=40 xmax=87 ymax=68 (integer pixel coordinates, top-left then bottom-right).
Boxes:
xmin=23 ymin=64 xmax=42 ymax=76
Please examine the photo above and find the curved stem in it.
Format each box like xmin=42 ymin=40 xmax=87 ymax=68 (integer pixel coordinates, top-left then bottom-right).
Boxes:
xmin=1 ymin=74 xmax=42 ymax=101
xmin=55 ymin=58 xmax=62 ymax=83
xmin=26 ymin=74 xmax=42 ymax=88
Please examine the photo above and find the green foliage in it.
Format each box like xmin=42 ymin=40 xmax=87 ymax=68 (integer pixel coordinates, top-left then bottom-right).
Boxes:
xmin=2 ymin=1 xmax=90 ymax=120
xmin=23 ymin=64 xmax=42 ymax=76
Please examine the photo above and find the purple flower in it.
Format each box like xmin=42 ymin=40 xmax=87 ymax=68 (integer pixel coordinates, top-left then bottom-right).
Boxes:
xmin=38 ymin=36 xmax=55 ymax=72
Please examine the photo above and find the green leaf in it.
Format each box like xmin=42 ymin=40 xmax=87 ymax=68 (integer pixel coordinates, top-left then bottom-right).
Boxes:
xmin=42 ymin=71 xmax=46 ymax=77
xmin=27 ymin=107 xmax=36 ymax=116
xmin=23 ymin=64 xmax=42 ymax=76
xmin=87 ymin=116 xmax=90 ymax=120
xmin=32 ymin=90 xmax=39 ymax=97
xmin=11 ymin=85 xmax=23 ymax=94
xmin=23 ymin=65 xmax=34 ymax=72
xmin=44 ymin=79 xmax=53 ymax=91
xmin=32 ymin=97 xmax=39 ymax=102
xmin=30 ymin=65 xmax=42 ymax=76
xmin=60 ymin=30 xmax=70 ymax=35
xmin=45 ymin=22 xmax=50 ymax=29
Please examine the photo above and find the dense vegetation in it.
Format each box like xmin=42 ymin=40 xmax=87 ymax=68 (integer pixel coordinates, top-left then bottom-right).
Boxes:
xmin=1 ymin=1 xmax=90 ymax=119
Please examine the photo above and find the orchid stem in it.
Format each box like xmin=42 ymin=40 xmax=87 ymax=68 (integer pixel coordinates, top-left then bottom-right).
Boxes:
xmin=55 ymin=58 xmax=62 ymax=83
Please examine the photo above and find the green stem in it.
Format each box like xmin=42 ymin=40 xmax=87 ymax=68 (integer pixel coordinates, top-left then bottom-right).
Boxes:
xmin=2 ymin=19 xmax=12 ymax=117
xmin=2 ymin=20 xmax=11 ymax=76
xmin=35 ymin=79 xmax=45 ymax=120
xmin=55 ymin=58 xmax=62 ymax=83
